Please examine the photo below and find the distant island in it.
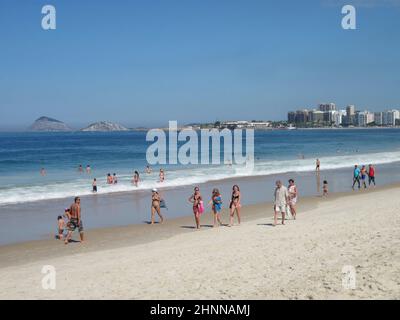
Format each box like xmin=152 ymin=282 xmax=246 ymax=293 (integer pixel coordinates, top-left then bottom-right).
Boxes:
xmin=80 ymin=121 xmax=129 ymax=132
xmin=29 ymin=116 xmax=72 ymax=132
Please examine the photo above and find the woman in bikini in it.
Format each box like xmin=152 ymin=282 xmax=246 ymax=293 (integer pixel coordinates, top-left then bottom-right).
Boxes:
xmin=229 ymin=185 xmax=241 ymax=226
xmin=150 ymin=189 xmax=164 ymax=225
xmin=188 ymin=186 xmax=203 ymax=229
xmin=288 ymin=179 xmax=298 ymax=220
xmin=209 ymin=188 xmax=223 ymax=227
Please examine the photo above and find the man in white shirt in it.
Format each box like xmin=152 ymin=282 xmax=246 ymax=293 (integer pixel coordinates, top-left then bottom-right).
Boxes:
xmin=273 ymin=180 xmax=289 ymax=226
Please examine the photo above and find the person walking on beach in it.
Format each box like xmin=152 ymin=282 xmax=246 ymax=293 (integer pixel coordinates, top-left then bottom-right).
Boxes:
xmin=229 ymin=185 xmax=241 ymax=227
xmin=316 ymin=159 xmax=321 ymax=172
xmin=189 ymin=187 xmax=203 ymax=229
xmin=64 ymin=197 xmax=84 ymax=244
xmin=92 ymin=178 xmax=97 ymax=193
xmin=361 ymin=165 xmax=368 ymax=189
xmin=288 ymin=179 xmax=298 ymax=220
xmin=209 ymin=188 xmax=223 ymax=227
xmin=368 ymin=164 xmax=376 ymax=186
xmin=150 ymin=189 xmax=164 ymax=224
xmin=352 ymin=165 xmax=361 ymax=190
xmin=133 ymin=171 xmax=140 ymax=187
xmin=273 ymin=180 xmax=289 ymax=226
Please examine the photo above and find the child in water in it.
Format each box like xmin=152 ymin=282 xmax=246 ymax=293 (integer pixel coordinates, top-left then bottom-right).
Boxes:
xmin=323 ymin=180 xmax=328 ymax=196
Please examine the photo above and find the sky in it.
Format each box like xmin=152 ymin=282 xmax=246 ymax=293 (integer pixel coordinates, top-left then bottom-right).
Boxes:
xmin=0 ymin=0 xmax=399 ymax=129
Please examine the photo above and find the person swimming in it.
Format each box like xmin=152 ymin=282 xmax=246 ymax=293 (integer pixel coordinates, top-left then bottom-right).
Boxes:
xmin=113 ymin=173 xmax=118 ymax=184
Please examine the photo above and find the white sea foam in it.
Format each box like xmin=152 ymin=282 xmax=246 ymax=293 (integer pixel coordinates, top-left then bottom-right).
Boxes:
xmin=0 ymin=150 xmax=399 ymax=206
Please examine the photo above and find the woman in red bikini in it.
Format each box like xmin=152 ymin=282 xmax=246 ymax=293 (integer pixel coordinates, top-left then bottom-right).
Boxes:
xmin=188 ymin=186 xmax=203 ymax=229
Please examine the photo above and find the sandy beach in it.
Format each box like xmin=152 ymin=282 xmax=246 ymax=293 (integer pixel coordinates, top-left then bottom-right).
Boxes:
xmin=0 ymin=185 xmax=399 ymax=300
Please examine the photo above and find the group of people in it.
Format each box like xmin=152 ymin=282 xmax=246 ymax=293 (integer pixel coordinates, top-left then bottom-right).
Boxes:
xmin=316 ymin=159 xmax=376 ymax=194
xmin=56 ymin=159 xmax=379 ymax=243
xmin=89 ymin=166 xmax=166 ymax=193
xmin=352 ymin=164 xmax=376 ymax=189
xmin=58 ymin=178 xmax=301 ymax=243
xmin=186 ymin=185 xmax=242 ymax=229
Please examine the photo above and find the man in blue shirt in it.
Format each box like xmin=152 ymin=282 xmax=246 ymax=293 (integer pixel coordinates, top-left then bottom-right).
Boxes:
xmin=352 ymin=165 xmax=361 ymax=190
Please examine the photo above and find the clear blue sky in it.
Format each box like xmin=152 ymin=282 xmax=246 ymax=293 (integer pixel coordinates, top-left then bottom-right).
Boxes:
xmin=0 ymin=0 xmax=399 ymax=129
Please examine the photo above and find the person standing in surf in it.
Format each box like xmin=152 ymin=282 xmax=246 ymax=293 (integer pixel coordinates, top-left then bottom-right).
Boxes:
xmin=316 ymin=159 xmax=321 ymax=172
xmin=229 ymin=185 xmax=241 ymax=227
xmin=159 ymin=169 xmax=165 ymax=183
xmin=133 ymin=170 xmax=140 ymax=187
xmin=188 ymin=187 xmax=203 ymax=229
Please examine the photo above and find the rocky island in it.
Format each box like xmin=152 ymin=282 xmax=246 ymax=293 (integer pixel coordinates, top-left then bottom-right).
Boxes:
xmin=28 ymin=116 xmax=72 ymax=132
xmin=80 ymin=121 xmax=129 ymax=132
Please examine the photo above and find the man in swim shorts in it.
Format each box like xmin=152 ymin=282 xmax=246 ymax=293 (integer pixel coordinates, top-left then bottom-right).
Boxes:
xmin=64 ymin=197 xmax=84 ymax=244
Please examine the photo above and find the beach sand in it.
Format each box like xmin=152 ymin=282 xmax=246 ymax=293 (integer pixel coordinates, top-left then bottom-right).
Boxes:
xmin=0 ymin=185 xmax=399 ymax=299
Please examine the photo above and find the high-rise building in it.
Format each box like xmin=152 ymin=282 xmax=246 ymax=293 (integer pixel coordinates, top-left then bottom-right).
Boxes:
xmin=344 ymin=105 xmax=356 ymax=126
xmin=295 ymin=110 xmax=309 ymax=124
xmin=382 ymin=110 xmax=400 ymax=126
xmin=356 ymin=111 xmax=374 ymax=127
xmin=374 ymin=112 xmax=383 ymax=126
xmin=288 ymin=112 xmax=296 ymax=124
xmin=334 ymin=110 xmax=346 ymax=126
xmin=309 ymin=110 xmax=324 ymax=123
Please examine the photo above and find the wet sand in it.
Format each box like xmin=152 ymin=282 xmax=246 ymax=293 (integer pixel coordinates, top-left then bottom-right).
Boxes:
xmin=1 ymin=162 xmax=400 ymax=246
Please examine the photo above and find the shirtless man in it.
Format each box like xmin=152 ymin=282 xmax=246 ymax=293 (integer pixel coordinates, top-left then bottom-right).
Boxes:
xmin=151 ymin=189 xmax=164 ymax=225
xmin=64 ymin=197 xmax=84 ymax=244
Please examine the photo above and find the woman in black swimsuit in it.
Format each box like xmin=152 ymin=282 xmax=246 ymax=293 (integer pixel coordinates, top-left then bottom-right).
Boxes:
xmin=229 ymin=185 xmax=241 ymax=227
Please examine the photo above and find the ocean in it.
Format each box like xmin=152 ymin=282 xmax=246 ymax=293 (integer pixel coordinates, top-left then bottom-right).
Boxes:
xmin=1 ymin=128 xmax=400 ymax=207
